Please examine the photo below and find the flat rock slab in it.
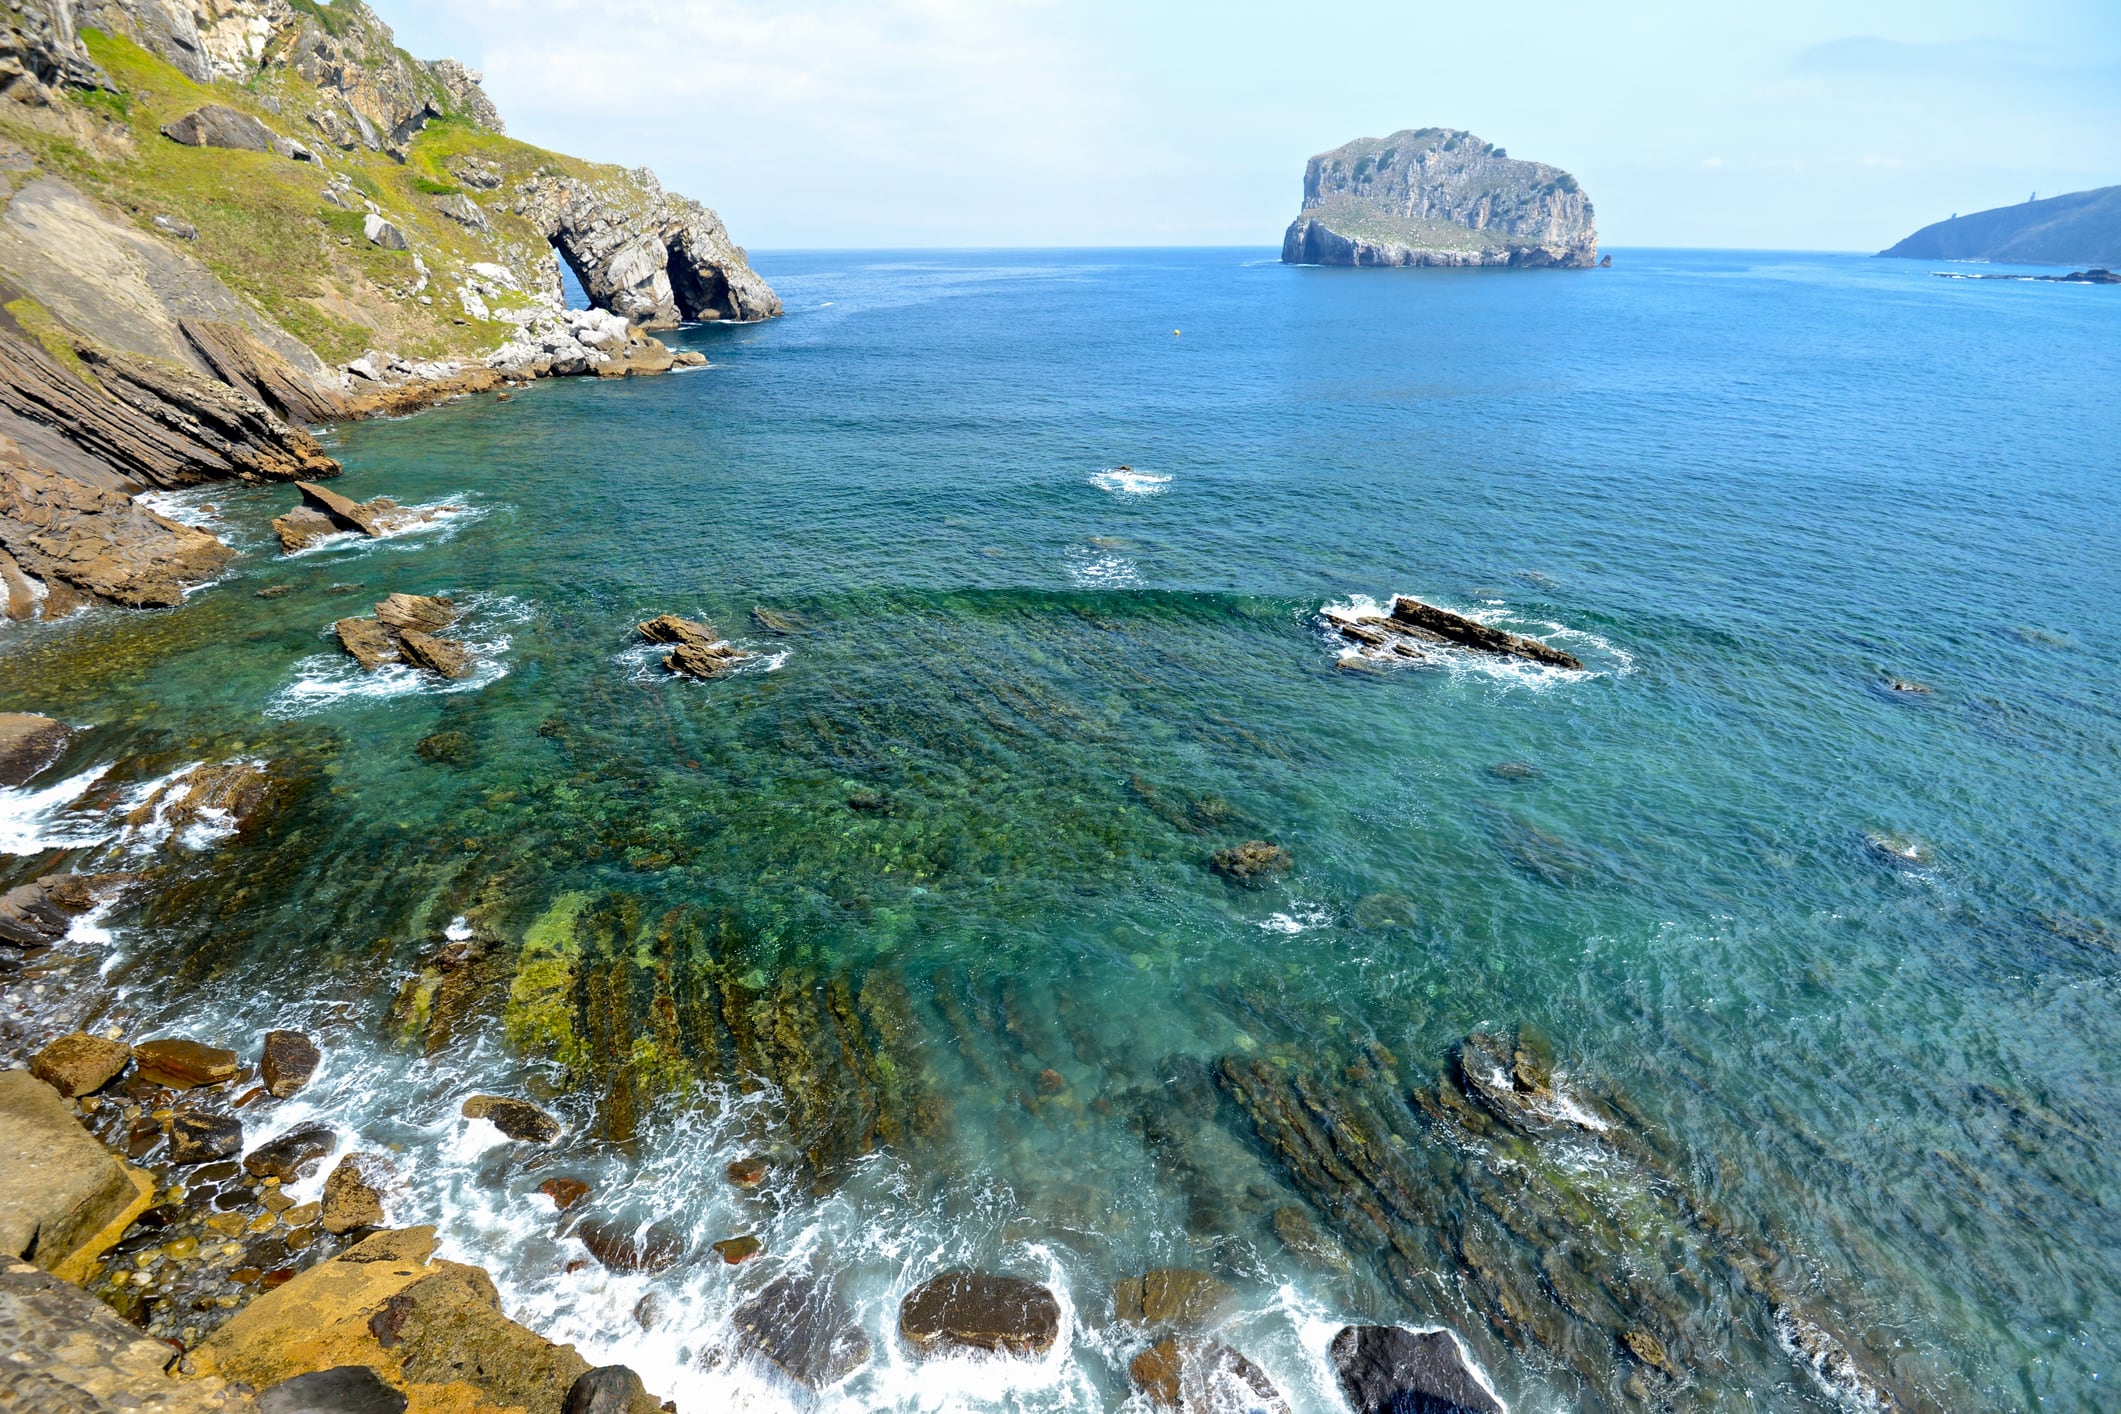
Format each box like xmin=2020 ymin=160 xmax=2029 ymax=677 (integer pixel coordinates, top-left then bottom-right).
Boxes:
xmin=731 ymin=1272 xmax=871 ymax=1388
xmin=0 ymin=1259 xmax=252 ymax=1414
xmin=900 ymin=1269 xmax=1061 ymax=1357
xmin=397 ymin=628 xmax=471 ymax=679
xmin=29 ymin=1032 xmax=130 ymax=1097
xmin=0 ymin=1070 xmax=140 ymax=1269
xmin=1330 ymin=1325 xmax=1505 ymax=1414
xmin=0 ymin=711 xmax=68 ymax=785
xmin=374 ymin=593 xmax=458 ymax=633
xmin=131 ymin=1037 xmax=239 ymax=1089
xmin=295 ymin=479 xmax=383 ymax=536
xmin=1114 ymin=1268 xmax=1235 ymax=1329
xmin=334 ymin=617 xmax=400 ymax=670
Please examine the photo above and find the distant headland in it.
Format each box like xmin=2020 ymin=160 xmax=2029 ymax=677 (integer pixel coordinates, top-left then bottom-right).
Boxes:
xmin=1281 ymin=128 xmax=1600 ymax=268
xmin=1879 ymin=185 xmax=2121 ymax=267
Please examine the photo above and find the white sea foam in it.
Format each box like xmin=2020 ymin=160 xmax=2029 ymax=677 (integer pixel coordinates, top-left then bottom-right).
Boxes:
xmin=1260 ymin=903 xmax=1332 ymax=935
xmin=266 ymin=595 xmax=528 ymax=718
xmin=281 ymin=497 xmax=486 ymax=559
xmin=1066 ymin=550 xmax=1140 ymax=588
xmin=135 ymin=487 xmax=228 ymax=530
xmin=0 ymin=763 xmax=112 ymax=855
xmin=1088 ymin=467 xmax=1171 ymax=498
xmin=1319 ymin=591 xmax=1629 ymax=688
xmin=618 ymin=634 xmax=789 ymax=685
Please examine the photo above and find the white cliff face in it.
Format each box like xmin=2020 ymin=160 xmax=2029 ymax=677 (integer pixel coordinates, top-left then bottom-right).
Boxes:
xmin=1281 ymin=127 xmax=1599 ymax=269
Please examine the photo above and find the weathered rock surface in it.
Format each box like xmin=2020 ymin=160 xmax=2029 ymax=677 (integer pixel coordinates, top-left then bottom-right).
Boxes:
xmin=1113 ymin=1268 xmax=1235 ymax=1330
xmin=1330 ymin=1325 xmax=1504 ymax=1414
xmin=570 ymin=1216 xmax=683 ymax=1273
xmin=334 ymin=615 xmax=401 ymax=670
xmin=1282 ymin=129 xmax=1597 ymax=268
xmin=562 ymin=1368 xmax=643 ymax=1414
xmin=1324 ymin=595 xmax=1583 ymax=670
xmin=169 ymin=1110 xmax=245 ymax=1165
xmin=461 ymin=1094 xmax=560 ymax=1143
xmin=536 ymin=1176 xmax=589 ymax=1211
xmin=30 ymin=1031 xmax=131 ymax=1097
xmin=162 ymin=103 xmax=276 ymax=153
xmin=1209 ymin=840 xmax=1291 ymax=886
xmin=191 ymin=1226 xmax=663 ymax=1414
xmin=260 ymin=1030 xmax=320 ymax=1098
xmin=0 ymin=873 xmax=104 ymax=949
xmin=521 ymin=171 xmax=782 ymax=327
xmin=1882 ymin=185 xmax=2121 ymax=267
xmin=0 ymin=1069 xmax=142 ymax=1269
xmin=899 ymin=1269 xmax=1061 ymax=1357
xmin=335 ymin=595 xmax=467 ymax=676
xmin=245 ymin=1124 xmax=338 ymax=1180
xmin=0 ymin=1258 xmax=252 ymax=1414
xmin=397 ymin=627 xmax=470 ymax=679
xmin=639 ymin=612 xmax=748 ymax=679
xmin=320 ymin=1153 xmax=392 ymax=1234
xmin=0 ymin=457 xmax=234 ymax=607
xmin=0 ymin=709 xmax=67 ymax=783
xmin=132 ymin=1037 xmax=240 ymax=1088
xmin=375 ymin=593 xmax=458 ymax=632
xmin=730 ymin=1272 xmax=871 ymax=1388
xmin=487 ymin=308 xmax=687 ymax=381
xmin=1130 ymin=1337 xmax=1291 ymax=1414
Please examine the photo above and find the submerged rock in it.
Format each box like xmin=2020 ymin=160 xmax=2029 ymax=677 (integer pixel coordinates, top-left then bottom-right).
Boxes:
xmin=900 ymin=1269 xmax=1061 ymax=1357
xmin=731 ymin=1273 xmax=872 ymax=1388
xmin=1330 ymin=1325 xmax=1504 ymax=1414
xmin=30 ymin=1032 xmax=131 ymax=1097
xmin=712 ymin=1234 xmax=762 ymax=1264
xmin=750 ymin=605 xmax=806 ymax=635
xmin=1131 ymin=1337 xmax=1291 ymax=1414
xmin=0 ymin=711 xmax=69 ymax=785
xmin=260 ymin=1029 xmax=320 ymax=1098
xmin=462 ymin=1094 xmax=561 ymax=1143
xmin=572 ymin=1216 xmax=685 ymax=1273
xmin=538 ymin=1176 xmax=591 ymax=1211
xmin=0 ymin=874 xmax=103 ymax=949
xmin=1209 ymin=840 xmax=1292 ymax=886
xmin=132 ymin=1037 xmax=240 ymax=1089
xmin=1113 ymin=1268 xmax=1235 ymax=1329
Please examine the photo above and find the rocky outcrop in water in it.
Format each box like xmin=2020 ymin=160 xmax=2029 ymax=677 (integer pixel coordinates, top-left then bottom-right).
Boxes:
xmin=521 ymin=171 xmax=783 ymax=326
xmin=1881 ymin=185 xmax=2121 ymax=267
xmin=0 ymin=708 xmax=66 ymax=782
xmin=638 ymin=612 xmax=749 ymax=679
xmin=334 ymin=593 xmax=469 ymax=676
xmin=1325 ymin=595 xmax=1583 ymax=670
xmin=1282 ymin=129 xmax=1598 ymax=268
xmin=899 ymin=1269 xmax=1061 ymax=1357
xmin=0 ymin=456 xmax=233 ymax=607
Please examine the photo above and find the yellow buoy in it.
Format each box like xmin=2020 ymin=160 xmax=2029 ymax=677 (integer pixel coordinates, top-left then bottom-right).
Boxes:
xmin=1173 ymin=329 xmax=1181 ymax=336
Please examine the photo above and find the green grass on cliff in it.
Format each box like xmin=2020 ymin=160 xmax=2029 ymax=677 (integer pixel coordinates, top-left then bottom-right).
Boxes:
xmin=1293 ymin=197 xmax=1527 ymax=255
xmin=0 ymin=30 xmax=644 ymax=366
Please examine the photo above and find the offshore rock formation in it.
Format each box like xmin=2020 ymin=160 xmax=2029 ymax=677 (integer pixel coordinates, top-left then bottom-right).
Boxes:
xmin=520 ymin=171 xmax=784 ymax=326
xmin=1880 ymin=185 xmax=2121 ymax=267
xmin=1282 ymin=128 xmax=1598 ymax=268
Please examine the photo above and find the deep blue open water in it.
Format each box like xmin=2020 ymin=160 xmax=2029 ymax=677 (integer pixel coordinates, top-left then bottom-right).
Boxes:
xmin=4 ymin=248 xmax=2118 ymax=1412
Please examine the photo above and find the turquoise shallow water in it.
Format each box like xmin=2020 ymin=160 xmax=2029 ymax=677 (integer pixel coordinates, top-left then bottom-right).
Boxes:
xmin=3 ymin=248 xmax=2119 ymax=1412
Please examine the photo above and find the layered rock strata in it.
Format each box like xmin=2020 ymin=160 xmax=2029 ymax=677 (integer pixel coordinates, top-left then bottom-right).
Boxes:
xmin=1325 ymin=595 xmax=1583 ymax=670
xmin=1283 ymin=128 xmax=1597 ymax=268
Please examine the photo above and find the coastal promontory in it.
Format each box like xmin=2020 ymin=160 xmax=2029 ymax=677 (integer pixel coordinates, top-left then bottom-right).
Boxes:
xmin=1281 ymin=128 xmax=1598 ymax=268
xmin=1879 ymin=185 xmax=2121 ymax=266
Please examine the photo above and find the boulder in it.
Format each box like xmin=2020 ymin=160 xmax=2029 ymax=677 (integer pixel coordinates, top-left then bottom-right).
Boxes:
xmin=0 ymin=874 xmax=101 ymax=949
xmin=1130 ymin=1337 xmax=1291 ymax=1414
xmin=362 ymin=214 xmax=408 ymax=251
xmin=725 ymin=1155 xmax=768 ymax=1188
xmin=461 ymin=1094 xmax=561 ymax=1143
xmin=899 ymin=1269 xmax=1061 ymax=1357
xmin=170 ymin=1111 xmax=245 ymax=1165
xmin=397 ymin=628 xmax=471 ymax=679
xmin=296 ymin=479 xmax=386 ymax=535
xmin=162 ymin=104 xmax=276 ymax=153
xmin=124 ymin=760 xmax=277 ymax=841
xmin=261 ymin=1029 xmax=321 ymax=1097
xmin=273 ymin=505 xmax=341 ymax=551
xmin=1209 ymin=841 xmax=1291 ymax=885
xmin=664 ymin=640 xmax=748 ymax=679
xmin=29 ymin=1032 xmax=131 ymax=1096
xmin=334 ymin=616 xmax=401 ymax=670
xmin=712 ymin=1234 xmax=761 ymax=1264
xmin=431 ymin=193 xmax=489 ymax=232
xmin=1329 ymin=1325 xmax=1504 ymax=1414
xmin=564 ymin=1367 xmax=644 ymax=1414
xmin=571 ymin=1216 xmax=684 ymax=1273
xmin=0 ymin=1070 xmax=145 ymax=1271
xmin=731 ymin=1272 xmax=871 ymax=1388
xmin=132 ymin=1037 xmax=240 ymax=1089
xmin=190 ymin=1227 xmax=663 ymax=1414
xmin=537 ymin=1176 xmax=591 ymax=1211
xmin=257 ymin=1367 xmax=408 ymax=1414
xmin=0 ymin=711 xmax=68 ymax=785
xmin=636 ymin=612 xmax=716 ymax=648
xmin=321 ymin=1153 xmax=392 ymax=1234
xmin=1113 ymin=1268 xmax=1235 ymax=1330
xmin=244 ymin=1124 xmax=338 ymax=1180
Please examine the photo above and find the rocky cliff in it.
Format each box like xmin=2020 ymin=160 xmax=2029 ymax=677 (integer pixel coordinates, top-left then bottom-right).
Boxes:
xmin=1879 ymin=185 xmax=2121 ymax=267
xmin=0 ymin=0 xmax=780 ymax=616
xmin=1281 ymin=128 xmax=1598 ymax=268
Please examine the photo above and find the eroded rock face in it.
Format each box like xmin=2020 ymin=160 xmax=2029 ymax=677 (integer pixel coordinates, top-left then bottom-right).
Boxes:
xmin=899 ymin=1269 xmax=1061 ymax=1357
xmin=0 ymin=873 xmax=103 ymax=949
xmin=1282 ymin=129 xmax=1597 ymax=268
xmin=520 ymin=170 xmax=782 ymax=327
xmin=0 ymin=1259 xmax=252 ymax=1414
xmin=0 ymin=458 xmax=233 ymax=607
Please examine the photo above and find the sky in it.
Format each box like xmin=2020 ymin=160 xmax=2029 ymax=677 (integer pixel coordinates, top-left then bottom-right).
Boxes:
xmin=385 ymin=0 xmax=2121 ymax=251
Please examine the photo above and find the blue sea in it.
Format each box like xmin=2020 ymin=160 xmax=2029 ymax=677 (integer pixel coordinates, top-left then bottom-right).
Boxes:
xmin=3 ymin=247 xmax=2117 ymax=1412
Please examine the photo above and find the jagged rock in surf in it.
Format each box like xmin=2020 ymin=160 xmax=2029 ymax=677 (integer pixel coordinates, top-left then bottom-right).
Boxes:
xmin=397 ymin=627 xmax=471 ymax=679
xmin=899 ymin=1269 xmax=1061 ymax=1357
xmin=639 ymin=612 xmax=748 ymax=679
xmin=0 ymin=710 xmax=67 ymax=784
xmin=0 ymin=457 xmax=234 ymax=608
xmin=570 ymin=1216 xmax=684 ymax=1273
xmin=460 ymin=1094 xmax=561 ymax=1143
xmin=1324 ymin=595 xmax=1582 ymax=670
xmin=1 ymin=874 xmax=119 ymax=950
xmin=1131 ymin=1337 xmax=1291 ymax=1414
xmin=731 ymin=1273 xmax=872 ymax=1388
xmin=334 ymin=615 xmax=399 ymax=670
xmin=321 ymin=1153 xmax=393 ymax=1234
xmin=242 ymin=1123 xmax=338 ymax=1180
xmin=1330 ymin=1325 xmax=1504 ymax=1414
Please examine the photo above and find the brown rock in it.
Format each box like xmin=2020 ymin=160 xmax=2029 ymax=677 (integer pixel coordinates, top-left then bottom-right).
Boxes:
xmin=375 ymin=593 xmax=459 ymax=633
xmin=711 ymin=1235 xmax=761 ymax=1264
xmin=1387 ymin=596 xmax=1583 ymax=670
xmin=169 ymin=1111 xmax=245 ymax=1165
xmin=0 ymin=874 xmax=102 ymax=948
xmin=397 ymin=628 xmax=472 ymax=679
xmin=636 ymin=613 xmax=716 ymax=648
xmin=179 ymin=318 xmax=348 ymax=426
xmin=538 ymin=1177 xmax=591 ymax=1211
xmin=243 ymin=1124 xmax=338 ymax=1180
xmin=1113 ymin=1268 xmax=1234 ymax=1330
xmin=123 ymin=760 xmax=277 ymax=840
xmin=334 ymin=616 xmax=400 ymax=669
xmin=731 ymin=1273 xmax=871 ymax=1388
xmin=295 ymin=479 xmax=384 ymax=536
xmin=0 ymin=461 xmax=234 ymax=609
xmin=0 ymin=1070 xmax=146 ymax=1272
xmin=899 ymin=1269 xmax=1061 ymax=1357
xmin=28 ymin=1032 xmax=128 ymax=1097
xmin=572 ymin=1216 xmax=685 ymax=1272
xmin=0 ymin=711 xmax=69 ymax=785
xmin=132 ymin=1038 xmax=240 ymax=1089
xmin=1209 ymin=840 xmax=1292 ymax=885
xmin=664 ymin=640 xmax=748 ymax=680
xmin=272 ymin=505 xmax=340 ymax=552
xmin=260 ymin=1030 xmax=320 ymax=1098
xmin=724 ymin=1155 xmax=768 ymax=1188
xmin=321 ymin=1152 xmax=392 ymax=1234
xmin=462 ymin=1095 xmax=562 ymax=1143
xmin=1130 ymin=1338 xmax=1290 ymax=1414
